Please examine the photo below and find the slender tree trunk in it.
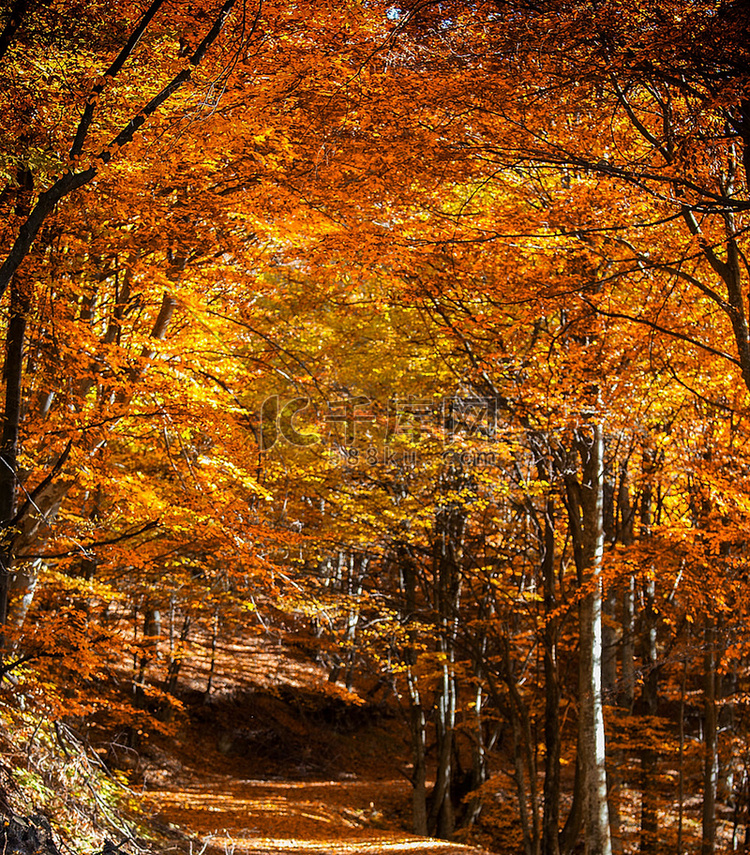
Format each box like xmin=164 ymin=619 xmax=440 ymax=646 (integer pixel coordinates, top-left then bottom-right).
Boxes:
xmin=136 ymin=605 xmax=162 ymax=701
xmin=344 ymin=553 xmax=365 ymax=690
xmin=460 ymin=586 xmax=492 ymax=830
xmin=516 ymin=680 xmax=540 ymax=855
xmin=166 ymin=610 xmax=191 ymax=695
xmin=487 ymin=634 xmax=540 ymax=855
xmin=606 ymin=462 xmax=637 ymax=854
xmin=640 ymin=576 xmax=659 ymax=852
xmin=678 ymin=659 xmax=686 ymax=855
xmin=204 ymin=605 xmax=220 ymax=701
xmin=428 ymin=471 xmax=465 ymax=839
xmin=621 ymin=577 xmax=636 ymax=712
xmin=430 ymin=660 xmax=456 ymax=838
xmin=464 ymin=678 xmax=486 ymax=828
xmin=560 ymin=756 xmax=585 ymax=855
xmin=639 ymin=448 xmax=659 ymax=853
xmin=510 ymin=691 xmax=534 ymax=855
xmin=618 ymin=468 xmax=636 ymax=714
xmin=702 ymin=619 xmax=719 ymax=855
xmin=399 ymin=542 xmax=429 ymax=836
xmin=577 ymin=424 xmax=613 ymax=855
xmin=407 ymin=667 xmax=428 ymax=835
xmin=602 ymin=585 xmax=622 ymax=855
xmin=542 ymin=498 xmax=561 ymax=855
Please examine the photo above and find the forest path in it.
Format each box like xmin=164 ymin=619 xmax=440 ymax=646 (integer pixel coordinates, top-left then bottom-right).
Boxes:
xmin=149 ymin=773 xmax=491 ymax=855
xmin=140 ymin=631 xmax=494 ymax=855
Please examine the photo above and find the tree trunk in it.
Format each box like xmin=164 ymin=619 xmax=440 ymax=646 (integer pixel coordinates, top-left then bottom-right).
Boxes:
xmin=407 ymin=667 xmax=428 ymax=836
xmin=639 ymin=449 xmax=659 ymax=853
xmin=560 ymin=756 xmax=585 ymax=855
xmin=429 ymin=660 xmax=456 ymax=838
xmin=463 ymin=678 xmax=487 ymax=828
xmin=542 ymin=498 xmax=561 ymax=855
xmin=678 ymin=660 xmax=687 ymax=855
xmin=621 ymin=577 xmax=636 ymax=713
xmin=427 ymin=467 xmax=466 ymax=839
xmin=577 ymin=424 xmax=613 ymax=855
xmin=398 ymin=542 xmax=429 ymax=836
xmin=166 ymin=606 xmax=191 ymax=696
xmin=204 ymin=605 xmax=220 ymax=701
xmin=639 ymin=575 xmax=659 ymax=853
xmin=0 ymin=277 xmax=29 ymax=632
xmin=702 ymin=619 xmax=719 ymax=855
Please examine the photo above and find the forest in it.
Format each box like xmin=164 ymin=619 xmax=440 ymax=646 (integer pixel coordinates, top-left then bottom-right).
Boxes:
xmin=0 ymin=1 xmax=749 ymax=854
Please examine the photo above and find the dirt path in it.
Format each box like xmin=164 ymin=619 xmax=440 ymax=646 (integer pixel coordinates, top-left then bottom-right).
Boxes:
xmin=150 ymin=775 xmax=493 ymax=855
xmin=139 ymin=633 xmax=495 ymax=855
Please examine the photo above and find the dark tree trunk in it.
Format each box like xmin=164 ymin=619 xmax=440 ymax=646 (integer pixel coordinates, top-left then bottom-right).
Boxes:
xmin=639 ymin=449 xmax=659 ymax=853
xmin=0 ymin=277 xmax=29 ymax=631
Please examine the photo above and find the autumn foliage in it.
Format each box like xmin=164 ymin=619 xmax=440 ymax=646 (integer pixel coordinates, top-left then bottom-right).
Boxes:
xmin=1 ymin=1 xmax=750 ymax=853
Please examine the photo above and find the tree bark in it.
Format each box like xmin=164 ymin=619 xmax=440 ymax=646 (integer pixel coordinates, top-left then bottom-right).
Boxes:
xmin=542 ymin=498 xmax=561 ymax=855
xmin=702 ymin=620 xmax=719 ymax=855
xmin=407 ymin=667 xmax=428 ymax=836
xmin=577 ymin=424 xmax=613 ymax=855
xmin=0 ymin=277 xmax=29 ymax=633
xmin=639 ymin=448 xmax=659 ymax=853
xmin=427 ymin=466 xmax=466 ymax=839
xmin=204 ymin=605 xmax=220 ymax=701
xmin=398 ymin=542 xmax=428 ymax=836
xmin=639 ymin=576 xmax=659 ymax=853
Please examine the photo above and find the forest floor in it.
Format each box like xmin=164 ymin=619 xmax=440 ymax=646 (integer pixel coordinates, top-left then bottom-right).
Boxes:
xmin=126 ymin=623 xmax=497 ymax=855
xmin=147 ymin=771 xmax=489 ymax=855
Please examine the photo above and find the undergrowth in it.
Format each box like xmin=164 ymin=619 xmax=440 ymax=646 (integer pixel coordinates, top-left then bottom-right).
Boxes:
xmin=0 ymin=700 xmax=155 ymax=855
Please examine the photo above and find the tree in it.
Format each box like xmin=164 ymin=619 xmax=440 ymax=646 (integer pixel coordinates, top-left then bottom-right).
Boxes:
xmin=0 ymin=0 xmax=258 ymax=631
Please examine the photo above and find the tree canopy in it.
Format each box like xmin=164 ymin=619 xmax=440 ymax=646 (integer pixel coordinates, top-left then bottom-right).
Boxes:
xmin=2 ymin=1 xmax=750 ymax=853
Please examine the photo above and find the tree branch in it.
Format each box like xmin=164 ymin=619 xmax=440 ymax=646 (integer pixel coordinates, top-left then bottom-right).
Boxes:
xmin=580 ymin=297 xmax=742 ymax=369
xmin=70 ymin=0 xmax=170 ymax=159
xmin=0 ymin=0 xmax=241 ymax=303
xmin=18 ymin=519 xmax=160 ymax=560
